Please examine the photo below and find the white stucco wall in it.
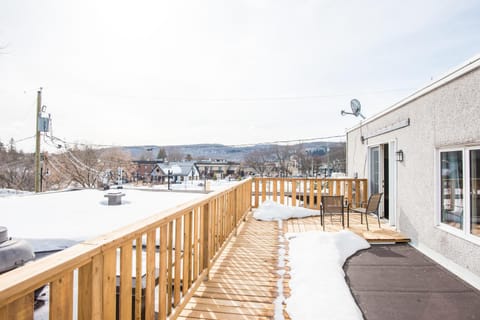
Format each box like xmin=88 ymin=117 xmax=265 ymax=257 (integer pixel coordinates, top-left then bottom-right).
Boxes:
xmin=347 ymin=61 xmax=480 ymax=280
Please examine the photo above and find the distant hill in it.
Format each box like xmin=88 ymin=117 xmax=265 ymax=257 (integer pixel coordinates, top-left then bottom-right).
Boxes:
xmin=122 ymin=141 xmax=345 ymax=162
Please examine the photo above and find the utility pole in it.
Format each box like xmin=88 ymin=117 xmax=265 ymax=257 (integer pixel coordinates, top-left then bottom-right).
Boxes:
xmin=34 ymin=88 xmax=42 ymax=192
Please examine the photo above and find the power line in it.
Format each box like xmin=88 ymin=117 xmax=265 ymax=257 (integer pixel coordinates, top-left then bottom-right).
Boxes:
xmin=72 ymin=87 xmax=414 ymax=103
xmin=2 ymin=135 xmax=36 ymax=147
xmin=224 ymin=135 xmax=346 ymax=148
xmin=41 ymin=133 xmax=346 ymax=150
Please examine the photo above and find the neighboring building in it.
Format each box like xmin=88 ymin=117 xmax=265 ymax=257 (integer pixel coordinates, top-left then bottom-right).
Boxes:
xmin=131 ymin=160 xmax=159 ymax=182
xmin=346 ymin=55 xmax=480 ymax=288
xmin=151 ymin=161 xmax=200 ymax=183
xmin=195 ymin=159 xmax=241 ymax=179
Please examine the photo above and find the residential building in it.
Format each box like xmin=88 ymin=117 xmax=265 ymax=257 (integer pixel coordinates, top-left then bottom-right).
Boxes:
xmin=151 ymin=161 xmax=200 ymax=183
xmin=346 ymin=54 xmax=480 ymax=288
xmin=131 ymin=160 xmax=159 ymax=182
xmin=195 ymin=159 xmax=240 ymax=179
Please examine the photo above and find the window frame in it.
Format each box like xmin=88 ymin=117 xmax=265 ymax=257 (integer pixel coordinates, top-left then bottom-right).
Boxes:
xmin=436 ymin=146 xmax=480 ymax=245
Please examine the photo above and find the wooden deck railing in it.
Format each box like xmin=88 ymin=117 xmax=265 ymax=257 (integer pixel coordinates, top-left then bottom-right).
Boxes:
xmin=0 ymin=179 xmax=252 ymax=320
xmin=252 ymin=177 xmax=368 ymax=210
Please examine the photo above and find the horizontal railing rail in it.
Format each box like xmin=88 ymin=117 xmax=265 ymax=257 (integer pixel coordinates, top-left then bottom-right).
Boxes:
xmin=0 ymin=179 xmax=252 ymax=320
xmin=252 ymin=177 xmax=368 ymax=210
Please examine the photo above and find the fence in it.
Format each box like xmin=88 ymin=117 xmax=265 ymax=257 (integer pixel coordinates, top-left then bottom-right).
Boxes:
xmin=0 ymin=179 xmax=252 ymax=320
xmin=252 ymin=177 xmax=368 ymax=209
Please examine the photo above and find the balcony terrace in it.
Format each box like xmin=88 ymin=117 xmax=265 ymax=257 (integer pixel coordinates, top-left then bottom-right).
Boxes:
xmin=3 ymin=177 xmax=476 ymax=320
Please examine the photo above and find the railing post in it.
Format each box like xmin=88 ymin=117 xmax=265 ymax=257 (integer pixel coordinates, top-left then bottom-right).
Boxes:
xmin=174 ymin=218 xmax=182 ymax=306
xmin=291 ymin=179 xmax=297 ymax=207
xmin=202 ymin=202 xmax=210 ymax=281
xmin=261 ymin=178 xmax=267 ymax=203
xmin=78 ymin=254 xmax=103 ymax=320
xmin=254 ymin=178 xmax=259 ymax=208
xmin=50 ymin=271 xmax=74 ymax=320
xmin=0 ymin=293 xmax=34 ymax=320
xmin=103 ymin=249 xmax=117 ymax=320
xmin=234 ymin=189 xmax=238 ymax=237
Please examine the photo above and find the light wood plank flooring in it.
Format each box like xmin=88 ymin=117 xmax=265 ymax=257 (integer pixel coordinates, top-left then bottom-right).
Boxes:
xmin=178 ymin=216 xmax=280 ymax=319
xmin=179 ymin=212 xmax=409 ymax=319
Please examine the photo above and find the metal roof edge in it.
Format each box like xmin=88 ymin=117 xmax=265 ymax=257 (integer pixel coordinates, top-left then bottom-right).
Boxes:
xmin=346 ymin=53 xmax=480 ymax=133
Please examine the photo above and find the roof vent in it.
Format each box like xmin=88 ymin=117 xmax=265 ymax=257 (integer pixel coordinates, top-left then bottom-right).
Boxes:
xmin=0 ymin=226 xmax=35 ymax=274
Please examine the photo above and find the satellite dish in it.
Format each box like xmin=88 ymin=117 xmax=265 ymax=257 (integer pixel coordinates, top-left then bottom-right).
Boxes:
xmin=350 ymin=99 xmax=361 ymax=116
xmin=341 ymin=98 xmax=366 ymax=119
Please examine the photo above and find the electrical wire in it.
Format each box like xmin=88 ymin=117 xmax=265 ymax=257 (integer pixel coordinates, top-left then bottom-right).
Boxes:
xmin=46 ymin=156 xmax=71 ymax=180
xmin=43 ymin=133 xmax=345 ymax=150
xmin=72 ymin=87 xmax=414 ymax=103
xmin=2 ymin=135 xmax=36 ymax=147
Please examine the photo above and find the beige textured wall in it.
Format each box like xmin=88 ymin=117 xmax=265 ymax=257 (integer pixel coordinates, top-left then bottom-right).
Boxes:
xmin=347 ymin=66 xmax=480 ymax=277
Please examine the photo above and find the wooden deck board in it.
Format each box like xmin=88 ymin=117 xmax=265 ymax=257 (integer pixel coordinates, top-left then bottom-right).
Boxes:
xmin=180 ymin=210 xmax=409 ymax=320
xmin=284 ymin=213 xmax=410 ymax=243
xmin=179 ymin=216 xmax=279 ymax=319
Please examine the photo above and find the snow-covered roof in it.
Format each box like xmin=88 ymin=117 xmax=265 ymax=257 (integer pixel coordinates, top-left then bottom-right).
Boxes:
xmin=156 ymin=161 xmax=197 ymax=176
xmin=0 ymin=189 xmax=203 ymax=251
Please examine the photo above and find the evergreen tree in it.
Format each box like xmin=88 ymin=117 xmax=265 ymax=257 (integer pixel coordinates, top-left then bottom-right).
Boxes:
xmin=157 ymin=148 xmax=167 ymax=160
xmin=8 ymin=138 xmax=16 ymax=153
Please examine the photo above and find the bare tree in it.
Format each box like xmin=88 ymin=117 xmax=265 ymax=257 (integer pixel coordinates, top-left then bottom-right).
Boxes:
xmin=50 ymin=146 xmax=134 ymax=188
xmin=272 ymin=145 xmax=293 ymax=176
xmin=243 ymin=148 xmax=273 ymax=176
xmin=166 ymin=147 xmax=185 ymax=162
xmin=54 ymin=146 xmax=100 ymax=188
xmin=98 ymin=148 xmax=135 ymax=184
xmin=0 ymin=142 xmax=35 ymax=190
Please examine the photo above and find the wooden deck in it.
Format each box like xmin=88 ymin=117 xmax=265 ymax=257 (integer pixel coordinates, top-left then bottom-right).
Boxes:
xmin=180 ymin=212 xmax=409 ymax=319
xmin=285 ymin=213 xmax=410 ymax=243
xmin=178 ymin=217 xmax=280 ymax=319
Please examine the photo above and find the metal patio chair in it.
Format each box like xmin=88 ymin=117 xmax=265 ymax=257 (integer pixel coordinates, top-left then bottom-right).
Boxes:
xmin=320 ymin=195 xmax=345 ymax=231
xmin=350 ymin=193 xmax=383 ymax=231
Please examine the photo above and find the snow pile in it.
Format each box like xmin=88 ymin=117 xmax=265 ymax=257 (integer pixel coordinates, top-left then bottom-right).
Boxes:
xmin=253 ymin=200 xmax=319 ymax=221
xmin=285 ymin=230 xmax=370 ymax=320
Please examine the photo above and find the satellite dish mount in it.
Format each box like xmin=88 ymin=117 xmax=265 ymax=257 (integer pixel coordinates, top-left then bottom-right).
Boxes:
xmin=341 ymin=99 xmax=366 ymax=119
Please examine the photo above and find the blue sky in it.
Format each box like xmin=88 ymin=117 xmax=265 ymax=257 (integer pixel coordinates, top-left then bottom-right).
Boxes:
xmin=1 ymin=0 xmax=480 ymax=151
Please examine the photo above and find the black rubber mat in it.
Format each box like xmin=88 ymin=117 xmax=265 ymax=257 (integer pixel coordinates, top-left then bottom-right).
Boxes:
xmin=344 ymin=244 xmax=480 ymax=320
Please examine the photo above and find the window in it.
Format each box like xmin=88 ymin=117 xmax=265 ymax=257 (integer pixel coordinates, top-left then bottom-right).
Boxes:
xmin=440 ymin=151 xmax=463 ymax=229
xmin=470 ymin=150 xmax=480 ymax=236
xmin=439 ymin=148 xmax=480 ymax=240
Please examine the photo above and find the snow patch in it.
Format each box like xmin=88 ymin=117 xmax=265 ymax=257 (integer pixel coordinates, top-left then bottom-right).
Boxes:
xmin=253 ymin=200 xmax=319 ymax=221
xmin=285 ymin=230 xmax=370 ymax=320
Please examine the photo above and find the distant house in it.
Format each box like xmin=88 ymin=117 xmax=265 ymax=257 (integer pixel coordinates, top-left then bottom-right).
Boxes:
xmin=131 ymin=160 xmax=159 ymax=182
xmin=195 ymin=159 xmax=240 ymax=179
xmin=151 ymin=161 xmax=200 ymax=184
xmin=346 ymin=54 xmax=480 ymax=288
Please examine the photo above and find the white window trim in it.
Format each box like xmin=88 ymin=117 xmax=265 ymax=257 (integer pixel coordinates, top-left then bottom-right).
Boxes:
xmin=436 ymin=146 xmax=480 ymax=246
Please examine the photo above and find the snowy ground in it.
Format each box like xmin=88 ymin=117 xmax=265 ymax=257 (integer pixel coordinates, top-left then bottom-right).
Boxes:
xmin=254 ymin=201 xmax=370 ymax=320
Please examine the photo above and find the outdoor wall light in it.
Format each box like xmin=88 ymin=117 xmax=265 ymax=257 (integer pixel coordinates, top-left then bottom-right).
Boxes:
xmin=396 ymin=150 xmax=404 ymax=162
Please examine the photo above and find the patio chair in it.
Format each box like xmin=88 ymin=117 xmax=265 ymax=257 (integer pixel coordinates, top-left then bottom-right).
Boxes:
xmin=350 ymin=193 xmax=383 ymax=231
xmin=320 ymin=195 xmax=345 ymax=231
